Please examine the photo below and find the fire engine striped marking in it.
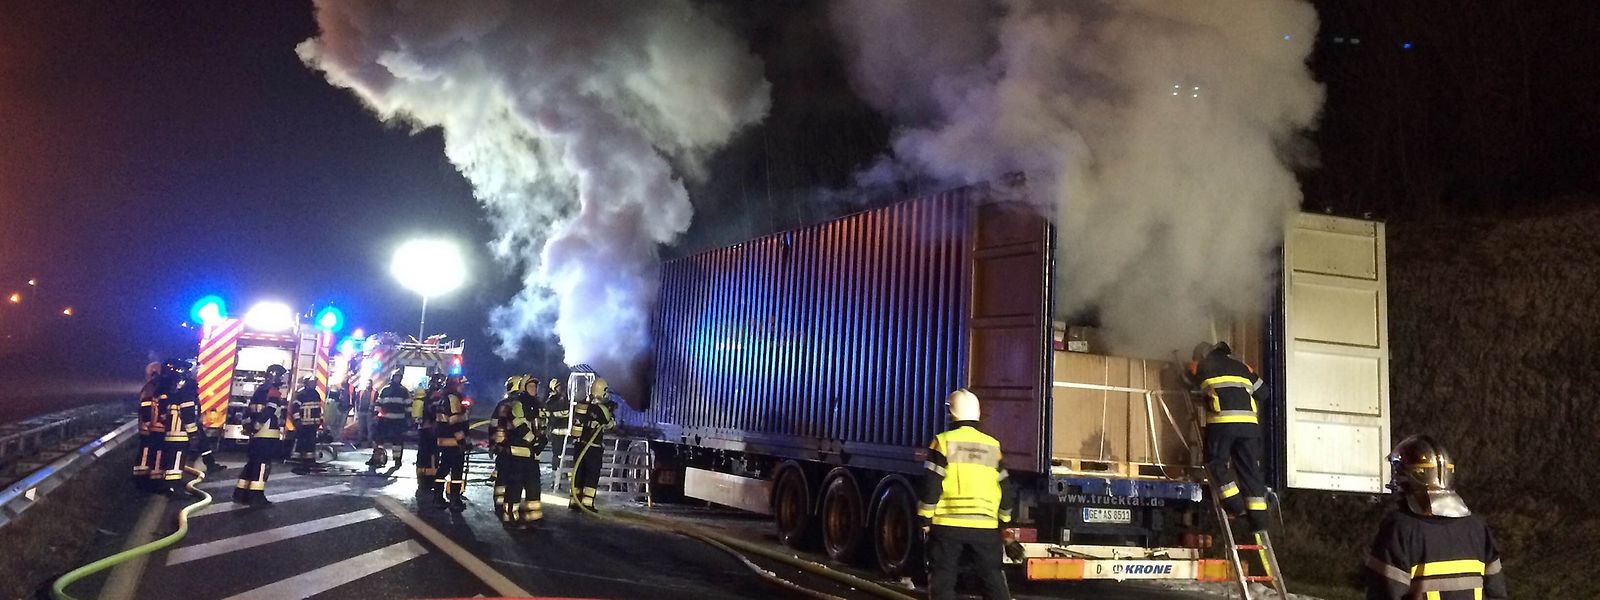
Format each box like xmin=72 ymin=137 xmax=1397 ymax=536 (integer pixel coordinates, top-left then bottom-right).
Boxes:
xmin=374 ymin=496 xmax=533 ymax=597
xmin=167 ymin=508 xmax=383 ymax=566
xmin=190 ymin=484 xmax=347 ymax=517
xmin=218 ymin=540 xmax=429 ymax=600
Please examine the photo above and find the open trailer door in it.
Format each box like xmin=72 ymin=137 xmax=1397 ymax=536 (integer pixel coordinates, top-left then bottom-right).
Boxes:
xmin=1281 ymin=213 xmax=1392 ymax=493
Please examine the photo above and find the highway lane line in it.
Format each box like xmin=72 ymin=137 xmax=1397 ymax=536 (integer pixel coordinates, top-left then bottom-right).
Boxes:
xmin=197 ymin=471 xmax=303 ymax=489
xmin=190 ymin=484 xmax=347 ymax=517
xmin=218 ymin=539 xmax=429 ymax=600
xmin=98 ymin=494 xmax=170 ymax=600
xmin=374 ymin=496 xmax=533 ymax=598
xmin=166 ymin=508 xmax=384 ymax=565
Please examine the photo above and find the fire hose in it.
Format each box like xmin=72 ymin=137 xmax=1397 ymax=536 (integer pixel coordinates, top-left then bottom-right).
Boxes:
xmin=568 ymin=427 xmax=917 ymax=600
xmin=50 ymin=465 xmax=214 ymax=600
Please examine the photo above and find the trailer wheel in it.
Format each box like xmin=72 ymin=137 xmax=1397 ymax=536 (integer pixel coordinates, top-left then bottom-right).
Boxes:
xmin=773 ymin=466 xmax=814 ymax=549
xmin=872 ymin=479 xmax=921 ymax=580
xmin=820 ymin=472 xmax=865 ymax=563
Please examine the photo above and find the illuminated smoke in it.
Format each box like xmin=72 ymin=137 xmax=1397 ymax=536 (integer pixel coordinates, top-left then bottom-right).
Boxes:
xmin=831 ymin=0 xmax=1324 ymax=356
xmin=298 ymin=1 xmax=770 ymax=391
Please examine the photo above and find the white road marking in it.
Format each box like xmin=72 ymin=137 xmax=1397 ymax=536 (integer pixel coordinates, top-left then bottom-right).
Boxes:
xmin=99 ymin=495 xmax=170 ymax=600
xmin=191 ymin=484 xmax=348 ymax=517
xmin=218 ymin=539 xmax=429 ymax=600
xmin=166 ymin=508 xmax=384 ymax=565
xmin=198 ymin=472 xmax=303 ymax=489
xmin=375 ymin=496 xmax=533 ymax=597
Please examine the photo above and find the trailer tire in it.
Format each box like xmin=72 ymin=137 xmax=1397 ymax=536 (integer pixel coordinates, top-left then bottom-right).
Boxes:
xmin=820 ymin=470 xmax=866 ymax=564
xmin=773 ymin=465 xmax=815 ymax=549
xmin=871 ymin=477 xmax=922 ymax=580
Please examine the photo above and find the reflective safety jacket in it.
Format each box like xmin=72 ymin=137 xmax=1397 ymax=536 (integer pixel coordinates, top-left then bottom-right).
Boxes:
xmin=568 ymin=400 xmax=614 ymax=449
xmin=377 ymin=383 xmax=411 ymax=421
xmin=1189 ymin=349 xmax=1265 ymax=429
xmin=248 ymin=382 xmax=286 ymax=439
xmin=418 ymin=389 xmax=439 ymax=433
xmin=434 ymin=391 xmax=468 ymax=447
xmin=1363 ymin=508 xmax=1507 ymax=600
xmin=918 ymin=422 xmax=1016 ymax=529
xmin=493 ymin=393 xmax=548 ymax=458
xmin=137 ymin=381 xmax=159 ymax=434
xmin=150 ymin=377 xmax=200 ymax=443
xmin=291 ymin=385 xmax=324 ymax=428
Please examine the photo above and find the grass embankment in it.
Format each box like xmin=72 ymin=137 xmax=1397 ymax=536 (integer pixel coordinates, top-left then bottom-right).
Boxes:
xmin=0 ymin=444 xmax=136 ymax=599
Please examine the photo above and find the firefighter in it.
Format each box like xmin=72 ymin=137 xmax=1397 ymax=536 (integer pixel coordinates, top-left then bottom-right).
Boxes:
xmin=567 ymin=377 xmax=616 ymax=512
xmin=133 ymin=362 xmax=161 ymax=492
xmin=370 ymin=371 xmax=410 ymax=469
xmin=415 ymin=371 xmax=445 ymax=498
xmin=1363 ymin=436 xmax=1507 ymax=600
xmin=1188 ymin=341 xmax=1271 ymax=533
xmin=234 ymin=364 xmax=286 ymax=506
xmin=433 ymin=373 xmax=470 ymax=511
xmin=289 ymin=376 xmax=324 ymax=470
xmin=147 ymin=360 xmax=200 ymax=494
xmin=919 ymin=389 xmax=1015 ymax=600
xmin=489 ymin=375 xmax=521 ymax=506
xmin=494 ymin=375 xmax=548 ymax=528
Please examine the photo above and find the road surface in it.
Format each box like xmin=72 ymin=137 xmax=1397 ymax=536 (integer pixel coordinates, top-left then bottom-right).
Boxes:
xmin=61 ymin=447 xmax=1220 ymax=600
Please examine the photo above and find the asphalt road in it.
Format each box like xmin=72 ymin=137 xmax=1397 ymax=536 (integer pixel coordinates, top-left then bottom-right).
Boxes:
xmin=61 ymin=447 xmax=1222 ymax=600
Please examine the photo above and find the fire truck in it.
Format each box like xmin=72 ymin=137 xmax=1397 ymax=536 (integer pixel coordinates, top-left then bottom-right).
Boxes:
xmin=340 ymin=333 xmax=466 ymax=417
xmin=192 ymin=301 xmax=338 ymax=442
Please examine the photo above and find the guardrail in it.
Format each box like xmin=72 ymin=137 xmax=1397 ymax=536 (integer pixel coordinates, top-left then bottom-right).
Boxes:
xmin=0 ymin=406 xmax=137 ymax=529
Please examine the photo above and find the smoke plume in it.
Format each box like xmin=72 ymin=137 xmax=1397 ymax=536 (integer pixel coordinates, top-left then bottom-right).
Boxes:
xmin=298 ymin=1 xmax=770 ymax=392
xmin=831 ymin=0 xmax=1324 ymax=356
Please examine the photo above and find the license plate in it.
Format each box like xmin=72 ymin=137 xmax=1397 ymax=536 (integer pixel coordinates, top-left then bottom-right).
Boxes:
xmin=1081 ymin=507 xmax=1132 ymax=524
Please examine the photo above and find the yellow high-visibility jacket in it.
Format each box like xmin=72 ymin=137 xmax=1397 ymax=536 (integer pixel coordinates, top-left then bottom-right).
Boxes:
xmin=917 ymin=422 xmax=1016 ymax=529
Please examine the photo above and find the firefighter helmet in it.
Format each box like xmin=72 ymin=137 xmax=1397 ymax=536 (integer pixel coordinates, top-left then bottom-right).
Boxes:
xmin=947 ymin=389 xmax=980 ymax=421
xmin=446 ymin=374 xmax=467 ymax=389
xmin=427 ymin=371 xmax=447 ymax=391
xmin=1387 ymin=434 xmax=1470 ymax=517
xmin=505 ymin=375 xmax=525 ymax=394
xmin=590 ymin=378 xmax=609 ymax=401
xmin=266 ymin=364 xmax=287 ymax=378
xmin=390 ymin=370 xmax=405 ymax=385
xmin=161 ymin=358 xmax=192 ymax=377
xmin=300 ymin=375 xmax=316 ymax=387
xmin=1191 ymin=341 xmax=1216 ymax=363
xmin=519 ymin=375 xmax=539 ymax=394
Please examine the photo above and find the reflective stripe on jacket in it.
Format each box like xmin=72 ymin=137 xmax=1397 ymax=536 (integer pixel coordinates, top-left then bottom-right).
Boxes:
xmin=918 ymin=423 xmax=1015 ymax=529
xmin=1189 ymin=350 xmax=1265 ymax=427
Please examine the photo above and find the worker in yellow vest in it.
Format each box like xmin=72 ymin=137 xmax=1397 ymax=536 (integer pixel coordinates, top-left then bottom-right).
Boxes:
xmin=918 ymin=389 xmax=1015 ymax=600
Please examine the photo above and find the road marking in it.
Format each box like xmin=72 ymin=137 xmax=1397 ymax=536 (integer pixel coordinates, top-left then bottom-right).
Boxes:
xmin=166 ymin=508 xmax=384 ymax=565
xmin=218 ymin=539 xmax=428 ymax=600
xmin=99 ymin=495 xmax=169 ymax=600
xmin=198 ymin=472 xmax=303 ymax=489
xmin=191 ymin=484 xmax=347 ymax=517
xmin=375 ymin=496 xmax=533 ymax=597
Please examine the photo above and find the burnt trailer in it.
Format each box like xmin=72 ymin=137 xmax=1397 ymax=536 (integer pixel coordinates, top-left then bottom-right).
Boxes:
xmin=623 ymin=178 xmax=1392 ymax=582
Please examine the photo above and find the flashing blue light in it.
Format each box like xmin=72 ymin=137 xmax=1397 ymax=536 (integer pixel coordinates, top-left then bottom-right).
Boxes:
xmin=339 ymin=339 xmax=357 ymax=355
xmin=189 ymin=295 xmax=227 ymax=326
xmin=1283 ymin=34 xmax=1291 ymax=41
xmin=314 ymin=306 xmax=345 ymax=332
xmin=450 ymin=365 xmax=462 ymax=376
xmin=1402 ymin=42 xmax=1413 ymax=49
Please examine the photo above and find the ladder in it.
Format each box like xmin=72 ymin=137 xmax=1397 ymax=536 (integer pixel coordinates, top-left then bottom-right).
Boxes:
xmin=1209 ymin=485 xmax=1290 ymax=599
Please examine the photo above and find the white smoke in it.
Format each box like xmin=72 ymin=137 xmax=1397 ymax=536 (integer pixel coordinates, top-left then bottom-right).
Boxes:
xmin=831 ymin=0 xmax=1324 ymax=356
xmin=298 ymin=1 xmax=770 ymax=390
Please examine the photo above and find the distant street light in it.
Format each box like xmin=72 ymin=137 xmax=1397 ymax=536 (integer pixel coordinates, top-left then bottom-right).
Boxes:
xmin=61 ymin=307 xmax=73 ymax=317
xmin=390 ymin=239 xmax=466 ymax=342
xmin=27 ymin=279 xmax=36 ymax=287
xmin=7 ymin=293 xmax=18 ymax=304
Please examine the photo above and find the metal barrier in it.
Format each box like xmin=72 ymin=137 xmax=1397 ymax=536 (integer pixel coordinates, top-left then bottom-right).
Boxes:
xmin=0 ymin=417 xmax=138 ymax=528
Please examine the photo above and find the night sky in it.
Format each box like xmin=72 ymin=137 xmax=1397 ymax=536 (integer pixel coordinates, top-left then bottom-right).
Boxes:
xmin=2 ymin=0 xmax=1597 ymax=389
xmin=1 ymin=2 xmax=520 ymax=383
